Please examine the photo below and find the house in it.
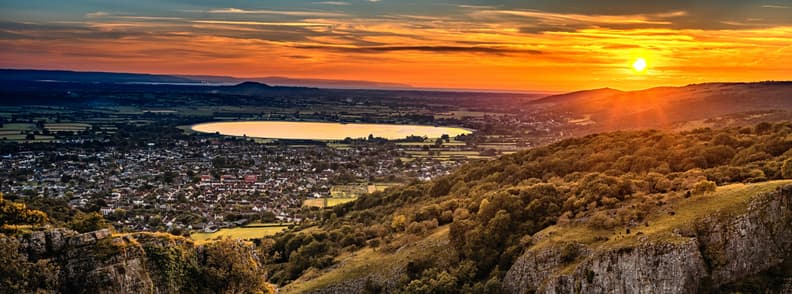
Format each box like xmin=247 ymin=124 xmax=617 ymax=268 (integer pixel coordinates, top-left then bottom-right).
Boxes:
xmin=100 ymin=207 xmax=114 ymax=216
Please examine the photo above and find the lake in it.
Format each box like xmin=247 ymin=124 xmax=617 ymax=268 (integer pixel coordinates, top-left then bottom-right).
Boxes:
xmin=191 ymin=121 xmax=473 ymax=140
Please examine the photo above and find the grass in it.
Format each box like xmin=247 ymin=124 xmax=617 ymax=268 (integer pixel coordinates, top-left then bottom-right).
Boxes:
xmin=282 ymin=226 xmax=452 ymax=294
xmin=327 ymin=143 xmax=351 ymax=150
xmin=303 ymin=198 xmax=357 ymax=208
xmin=327 ymin=198 xmax=357 ymax=207
xmin=190 ymin=223 xmax=292 ymax=241
xmin=0 ymin=134 xmax=55 ymax=142
xmin=45 ymin=123 xmax=91 ymax=132
xmin=0 ymin=123 xmax=35 ymax=131
xmin=532 ymin=180 xmax=792 ymax=253
xmin=368 ymin=183 xmax=401 ymax=193
xmin=304 ymin=183 xmax=399 ymax=208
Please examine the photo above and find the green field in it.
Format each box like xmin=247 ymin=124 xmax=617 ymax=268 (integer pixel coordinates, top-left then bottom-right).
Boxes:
xmin=0 ymin=123 xmax=35 ymax=131
xmin=45 ymin=123 xmax=91 ymax=132
xmin=190 ymin=223 xmax=292 ymax=241
xmin=303 ymin=197 xmax=357 ymax=208
xmin=327 ymin=198 xmax=357 ymax=206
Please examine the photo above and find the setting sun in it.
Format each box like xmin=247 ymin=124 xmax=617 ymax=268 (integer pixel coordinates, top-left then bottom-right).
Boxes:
xmin=632 ymin=58 xmax=648 ymax=72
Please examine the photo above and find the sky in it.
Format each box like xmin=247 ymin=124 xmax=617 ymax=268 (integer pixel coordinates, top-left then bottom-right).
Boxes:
xmin=0 ymin=1 xmax=790 ymax=91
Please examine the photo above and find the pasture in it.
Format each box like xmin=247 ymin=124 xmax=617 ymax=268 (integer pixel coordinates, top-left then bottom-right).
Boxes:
xmin=190 ymin=223 xmax=292 ymax=241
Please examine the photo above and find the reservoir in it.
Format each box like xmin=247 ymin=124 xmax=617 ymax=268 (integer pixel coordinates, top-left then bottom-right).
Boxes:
xmin=191 ymin=121 xmax=472 ymax=140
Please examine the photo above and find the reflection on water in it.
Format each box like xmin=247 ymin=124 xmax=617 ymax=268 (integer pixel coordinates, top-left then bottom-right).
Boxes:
xmin=191 ymin=121 xmax=472 ymax=140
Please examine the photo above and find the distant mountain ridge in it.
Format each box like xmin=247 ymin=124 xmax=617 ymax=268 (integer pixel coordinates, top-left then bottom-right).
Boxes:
xmin=0 ymin=69 xmax=413 ymax=90
xmin=180 ymin=74 xmax=413 ymax=90
xmin=0 ymin=69 xmax=197 ymax=84
xmin=532 ymin=87 xmax=625 ymax=104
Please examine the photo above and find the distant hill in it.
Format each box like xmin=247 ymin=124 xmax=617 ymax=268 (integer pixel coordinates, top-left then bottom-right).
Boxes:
xmin=0 ymin=69 xmax=198 ymax=84
xmin=219 ymin=81 xmax=277 ymax=95
xmin=534 ymin=81 xmax=792 ymax=130
xmin=182 ymin=75 xmax=413 ymax=90
xmin=532 ymin=87 xmax=624 ymax=105
xmin=0 ymin=69 xmax=412 ymax=90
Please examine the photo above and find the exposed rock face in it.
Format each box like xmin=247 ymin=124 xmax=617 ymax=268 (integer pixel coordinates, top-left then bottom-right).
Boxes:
xmin=504 ymin=186 xmax=792 ymax=294
xmin=3 ymin=229 xmax=265 ymax=294
xmin=58 ymin=232 xmax=155 ymax=293
xmin=5 ymin=228 xmax=157 ymax=293
xmin=695 ymin=189 xmax=792 ymax=287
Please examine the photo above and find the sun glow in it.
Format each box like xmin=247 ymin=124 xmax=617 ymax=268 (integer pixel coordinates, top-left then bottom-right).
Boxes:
xmin=632 ymin=57 xmax=648 ymax=72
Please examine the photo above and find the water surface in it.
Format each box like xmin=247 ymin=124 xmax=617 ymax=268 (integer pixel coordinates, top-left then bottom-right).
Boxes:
xmin=191 ymin=121 xmax=472 ymax=140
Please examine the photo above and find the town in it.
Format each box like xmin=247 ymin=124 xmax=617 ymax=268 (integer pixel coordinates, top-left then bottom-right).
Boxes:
xmin=0 ymin=80 xmax=586 ymax=238
xmin=0 ymin=134 xmax=477 ymax=235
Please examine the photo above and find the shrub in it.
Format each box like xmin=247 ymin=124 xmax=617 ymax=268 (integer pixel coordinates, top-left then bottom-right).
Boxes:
xmin=67 ymin=212 xmax=110 ymax=233
xmin=782 ymin=159 xmax=792 ymax=179
xmin=589 ymin=212 xmax=616 ymax=229
xmin=693 ymin=180 xmax=717 ymax=195
xmin=560 ymin=243 xmax=579 ymax=263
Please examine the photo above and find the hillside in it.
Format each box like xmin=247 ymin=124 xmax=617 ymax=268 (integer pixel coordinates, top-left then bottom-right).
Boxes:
xmin=0 ymin=69 xmax=198 ymax=84
xmin=534 ymin=82 xmax=792 ymax=131
xmin=265 ymin=121 xmax=792 ymax=293
xmin=0 ymin=69 xmax=414 ymax=90
xmin=6 ymin=122 xmax=792 ymax=293
xmin=284 ymin=181 xmax=792 ymax=293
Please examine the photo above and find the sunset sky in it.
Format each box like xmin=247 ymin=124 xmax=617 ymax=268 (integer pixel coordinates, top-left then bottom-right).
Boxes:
xmin=0 ymin=1 xmax=790 ymax=91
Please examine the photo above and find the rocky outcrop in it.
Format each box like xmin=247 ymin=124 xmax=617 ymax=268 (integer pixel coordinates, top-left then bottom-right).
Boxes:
xmin=2 ymin=229 xmax=266 ymax=294
xmin=3 ymin=228 xmax=157 ymax=293
xmin=58 ymin=232 xmax=155 ymax=293
xmin=694 ymin=187 xmax=792 ymax=287
xmin=504 ymin=185 xmax=792 ymax=294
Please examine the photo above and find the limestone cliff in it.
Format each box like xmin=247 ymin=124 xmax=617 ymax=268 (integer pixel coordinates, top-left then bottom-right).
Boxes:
xmin=504 ymin=185 xmax=792 ymax=294
xmin=1 ymin=229 xmax=267 ymax=293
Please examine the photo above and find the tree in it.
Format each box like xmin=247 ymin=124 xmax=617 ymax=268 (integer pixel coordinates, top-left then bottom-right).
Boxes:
xmin=391 ymin=215 xmax=407 ymax=231
xmin=68 ymin=212 xmax=110 ymax=233
xmin=430 ymin=178 xmax=452 ymax=197
xmin=782 ymin=159 xmax=792 ymax=179
xmin=692 ymin=180 xmax=717 ymax=195
xmin=0 ymin=237 xmax=58 ymax=292
xmin=0 ymin=194 xmax=49 ymax=227
xmin=199 ymin=238 xmax=267 ymax=293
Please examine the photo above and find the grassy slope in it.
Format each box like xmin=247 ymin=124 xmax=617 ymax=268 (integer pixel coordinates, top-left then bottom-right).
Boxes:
xmin=283 ymin=180 xmax=791 ymax=292
xmin=533 ymin=180 xmax=791 ymax=253
xmin=283 ymin=226 xmax=453 ymax=293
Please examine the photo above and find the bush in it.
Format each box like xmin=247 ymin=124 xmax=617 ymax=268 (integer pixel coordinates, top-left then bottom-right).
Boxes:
xmin=0 ymin=195 xmax=49 ymax=227
xmin=693 ymin=180 xmax=717 ymax=195
xmin=782 ymin=159 xmax=792 ymax=179
xmin=560 ymin=243 xmax=579 ymax=263
xmin=67 ymin=212 xmax=110 ymax=233
xmin=589 ymin=212 xmax=616 ymax=229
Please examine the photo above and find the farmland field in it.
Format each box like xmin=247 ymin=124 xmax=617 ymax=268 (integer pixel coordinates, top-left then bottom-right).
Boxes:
xmin=45 ymin=123 xmax=91 ymax=132
xmin=303 ymin=197 xmax=358 ymax=208
xmin=190 ymin=223 xmax=292 ymax=241
xmin=327 ymin=198 xmax=357 ymax=207
xmin=0 ymin=123 xmax=35 ymax=131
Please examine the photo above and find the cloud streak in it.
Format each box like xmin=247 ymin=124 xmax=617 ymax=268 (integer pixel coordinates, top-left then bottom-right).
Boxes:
xmin=207 ymin=8 xmax=346 ymax=17
xmin=191 ymin=20 xmax=332 ymax=27
xmin=293 ymin=45 xmax=543 ymax=55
